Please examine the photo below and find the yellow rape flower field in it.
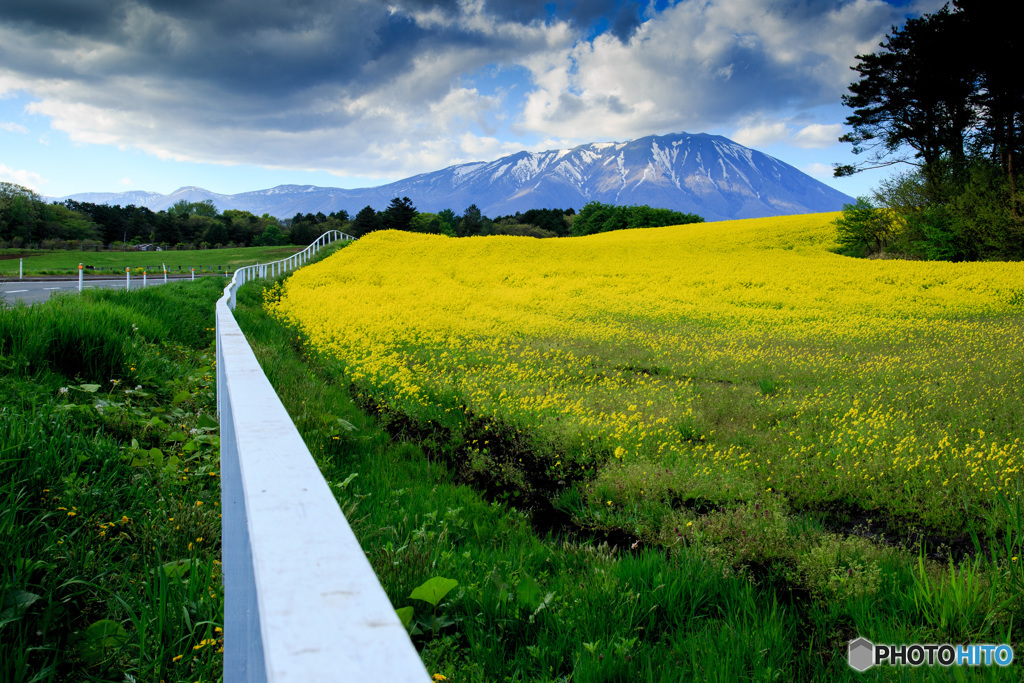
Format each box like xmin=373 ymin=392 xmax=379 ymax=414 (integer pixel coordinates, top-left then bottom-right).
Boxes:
xmin=269 ymin=213 xmax=1024 ymax=536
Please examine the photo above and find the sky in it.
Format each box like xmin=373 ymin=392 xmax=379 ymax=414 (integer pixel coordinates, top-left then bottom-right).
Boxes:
xmin=0 ymin=0 xmax=944 ymax=201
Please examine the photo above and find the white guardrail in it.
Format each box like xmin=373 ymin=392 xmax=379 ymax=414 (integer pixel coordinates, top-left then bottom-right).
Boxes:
xmin=215 ymin=230 xmax=431 ymax=682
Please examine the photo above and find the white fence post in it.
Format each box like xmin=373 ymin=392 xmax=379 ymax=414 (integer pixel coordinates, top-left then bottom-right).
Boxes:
xmin=78 ymin=263 xmax=83 ymax=292
xmin=143 ymin=270 xmax=147 ymax=288
xmin=126 ymin=267 xmax=130 ymax=290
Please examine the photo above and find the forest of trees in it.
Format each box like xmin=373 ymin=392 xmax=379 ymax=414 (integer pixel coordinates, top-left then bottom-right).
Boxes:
xmin=835 ymin=1 xmax=1022 ymax=260
xmin=0 ymin=183 xmax=705 ymax=251
xmin=0 ymin=183 xmax=351 ymax=250
xmin=569 ymin=203 xmax=703 ymax=236
xmin=343 ymin=199 xmax=580 ymax=238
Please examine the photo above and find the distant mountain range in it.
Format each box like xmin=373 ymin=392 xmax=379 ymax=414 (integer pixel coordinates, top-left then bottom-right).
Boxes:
xmin=57 ymin=132 xmax=852 ymax=222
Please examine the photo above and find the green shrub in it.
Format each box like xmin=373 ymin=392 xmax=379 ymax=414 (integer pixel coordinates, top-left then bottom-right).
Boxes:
xmin=832 ymin=197 xmax=895 ymax=256
xmin=569 ymin=202 xmax=703 ymax=236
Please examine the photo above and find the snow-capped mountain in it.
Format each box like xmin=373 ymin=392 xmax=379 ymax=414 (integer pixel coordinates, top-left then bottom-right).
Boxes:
xmin=58 ymin=132 xmax=852 ymax=222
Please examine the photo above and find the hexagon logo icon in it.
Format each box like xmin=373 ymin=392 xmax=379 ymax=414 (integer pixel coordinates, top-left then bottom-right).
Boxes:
xmin=848 ymin=638 xmax=874 ymax=672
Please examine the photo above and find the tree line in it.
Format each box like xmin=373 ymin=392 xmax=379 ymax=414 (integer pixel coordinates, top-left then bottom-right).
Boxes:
xmin=0 ymin=182 xmax=705 ymax=250
xmin=835 ymin=1 xmax=1022 ymax=260
xmin=344 ymin=197 xmax=703 ymax=239
xmin=0 ymin=183 xmax=351 ymax=249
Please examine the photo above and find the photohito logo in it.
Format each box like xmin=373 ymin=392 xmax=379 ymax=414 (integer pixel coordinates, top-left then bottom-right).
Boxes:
xmin=848 ymin=638 xmax=1014 ymax=671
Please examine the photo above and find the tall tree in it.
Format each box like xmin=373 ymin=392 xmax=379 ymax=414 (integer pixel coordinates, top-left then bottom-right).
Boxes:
xmin=955 ymin=0 xmax=1023 ymax=187
xmin=835 ymin=5 xmax=977 ymax=193
xmin=350 ymin=205 xmax=381 ymax=237
xmin=169 ymin=199 xmax=218 ymax=219
xmin=381 ymin=196 xmax=418 ymax=232
xmin=0 ymin=182 xmax=41 ymax=242
xmin=457 ymin=204 xmax=482 ymax=237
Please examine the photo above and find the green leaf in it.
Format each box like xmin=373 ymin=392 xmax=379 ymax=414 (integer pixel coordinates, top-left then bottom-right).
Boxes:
xmin=0 ymin=589 xmax=42 ymax=627
xmin=171 ymin=390 xmax=191 ymax=405
xmin=160 ymin=559 xmax=193 ymax=580
xmin=425 ymin=614 xmax=456 ymax=631
xmin=148 ymin=447 xmax=163 ymax=465
xmin=75 ymin=619 xmax=128 ymax=664
xmin=76 ymin=383 xmax=101 ymax=393
xmin=321 ymin=414 xmax=357 ymax=433
xmin=2 ymin=588 xmax=41 ymax=613
xmin=409 ymin=577 xmax=458 ymax=607
xmin=197 ymin=414 xmax=218 ymax=430
xmin=516 ymin=575 xmax=542 ymax=611
xmin=396 ymin=606 xmax=414 ymax=628
xmin=167 ymin=431 xmax=188 ymax=442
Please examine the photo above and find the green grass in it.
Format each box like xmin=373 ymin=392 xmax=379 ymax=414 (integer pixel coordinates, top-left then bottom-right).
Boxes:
xmin=235 ymin=278 xmax=1024 ymax=682
xmin=0 ymin=244 xmax=303 ymax=276
xmin=0 ymin=279 xmax=223 ymax=682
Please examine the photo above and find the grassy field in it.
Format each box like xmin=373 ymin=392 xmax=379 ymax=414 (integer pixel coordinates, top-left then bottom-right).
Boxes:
xmin=0 ymin=280 xmax=224 ymax=682
xmin=257 ymin=215 xmax=1024 ymax=679
xmin=0 ymin=244 xmax=303 ymax=276
xmin=235 ymin=283 xmax=829 ymax=681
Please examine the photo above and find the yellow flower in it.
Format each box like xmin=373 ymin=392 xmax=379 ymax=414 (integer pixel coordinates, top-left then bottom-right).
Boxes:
xmin=270 ymin=221 xmax=1024 ymax=534
xmin=432 ymin=675 xmax=448 ymax=681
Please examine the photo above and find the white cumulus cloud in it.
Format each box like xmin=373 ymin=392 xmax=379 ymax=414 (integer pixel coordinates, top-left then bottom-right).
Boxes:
xmin=802 ymin=162 xmax=836 ymax=178
xmin=0 ymin=0 xmax=921 ymax=180
xmin=732 ymin=119 xmax=791 ymax=147
xmin=0 ymin=164 xmax=47 ymax=191
xmin=792 ymin=123 xmax=844 ymax=149
xmin=516 ymin=0 xmax=902 ymax=142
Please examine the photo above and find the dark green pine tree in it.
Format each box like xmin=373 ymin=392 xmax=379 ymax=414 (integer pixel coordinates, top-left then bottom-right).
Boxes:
xmin=380 ymin=196 xmax=418 ymax=232
xmin=350 ymin=205 xmax=382 ymax=238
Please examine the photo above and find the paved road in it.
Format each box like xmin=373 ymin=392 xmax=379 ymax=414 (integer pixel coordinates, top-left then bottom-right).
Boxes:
xmin=0 ymin=277 xmax=176 ymax=305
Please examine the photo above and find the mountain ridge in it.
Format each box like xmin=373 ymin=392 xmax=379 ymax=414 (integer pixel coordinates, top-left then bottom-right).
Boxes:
xmin=57 ymin=132 xmax=852 ymax=222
